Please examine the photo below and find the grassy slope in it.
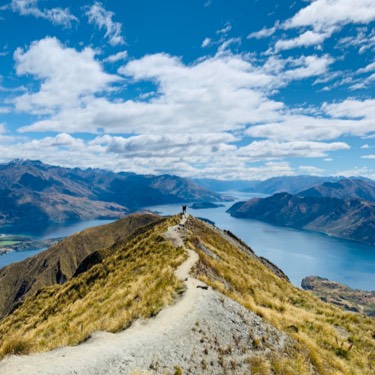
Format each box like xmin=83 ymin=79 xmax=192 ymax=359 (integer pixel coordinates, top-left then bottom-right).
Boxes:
xmin=0 ymin=215 xmax=373 ymax=375
xmin=0 ymin=216 xmax=186 ymax=356
xmin=0 ymin=214 xmax=161 ymax=319
xmin=186 ymin=217 xmax=374 ymax=375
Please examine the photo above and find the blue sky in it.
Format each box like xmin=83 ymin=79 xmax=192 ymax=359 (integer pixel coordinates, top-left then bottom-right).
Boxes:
xmin=0 ymin=0 xmax=374 ymax=180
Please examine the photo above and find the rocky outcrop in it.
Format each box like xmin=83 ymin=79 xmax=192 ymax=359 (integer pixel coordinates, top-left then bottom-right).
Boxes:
xmin=302 ymin=276 xmax=375 ymax=316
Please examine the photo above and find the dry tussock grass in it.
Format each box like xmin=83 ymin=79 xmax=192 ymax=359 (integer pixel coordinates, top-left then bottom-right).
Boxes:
xmin=186 ymin=217 xmax=375 ymax=375
xmin=0 ymin=217 xmax=186 ymax=357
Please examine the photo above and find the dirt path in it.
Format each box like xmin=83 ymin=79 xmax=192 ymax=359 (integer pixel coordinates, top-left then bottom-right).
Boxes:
xmin=0 ymin=215 xmax=207 ymax=374
xmin=0 ymin=214 xmax=289 ymax=374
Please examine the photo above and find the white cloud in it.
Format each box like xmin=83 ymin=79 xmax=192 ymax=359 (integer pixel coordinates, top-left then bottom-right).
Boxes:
xmin=287 ymin=0 xmax=375 ymax=31
xmin=361 ymin=144 xmax=370 ymax=149
xmin=357 ymin=61 xmax=375 ymax=73
xmin=246 ymin=112 xmax=374 ymax=142
xmin=298 ymin=165 xmax=324 ymax=175
xmin=217 ymin=23 xmax=232 ymax=35
xmin=15 ymin=44 xmax=335 ymax=148
xmin=8 ymin=0 xmax=77 ymax=27
xmin=201 ymin=38 xmax=211 ymax=48
xmin=283 ymin=55 xmax=334 ymax=80
xmin=0 ymin=107 xmax=10 ymax=114
xmin=362 ymin=155 xmax=375 ymax=159
xmin=335 ymin=166 xmax=375 ymax=179
xmin=95 ymin=133 xmax=237 ymax=158
xmin=20 ymin=51 xmax=285 ymax=134
xmin=104 ymin=51 xmax=128 ymax=63
xmin=86 ymin=2 xmax=125 ymax=46
xmin=274 ymin=30 xmax=334 ymax=51
xmin=238 ymin=140 xmax=349 ymax=159
xmin=0 ymin=123 xmax=6 ymax=133
xmin=0 ymin=133 xmax=299 ymax=180
xmin=323 ymin=99 xmax=375 ymax=119
xmin=247 ymin=26 xmax=277 ymax=39
xmin=13 ymin=37 xmax=120 ymax=114
xmin=337 ymin=28 xmax=375 ymax=54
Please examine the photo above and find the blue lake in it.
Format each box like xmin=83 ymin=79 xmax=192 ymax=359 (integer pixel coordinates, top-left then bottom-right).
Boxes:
xmin=145 ymin=192 xmax=375 ymax=292
xmin=1 ymin=192 xmax=374 ymax=291
xmin=0 ymin=220 xmax=113 ymax=269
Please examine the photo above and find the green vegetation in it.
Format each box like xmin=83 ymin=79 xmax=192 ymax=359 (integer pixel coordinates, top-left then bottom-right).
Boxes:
xmin=0 ymin=240 xmax=20 ymax=247
xmin=0 ymin=217 xmax=186 ymax=356
xmin=186 ymin=217 xmax=375 ymax=375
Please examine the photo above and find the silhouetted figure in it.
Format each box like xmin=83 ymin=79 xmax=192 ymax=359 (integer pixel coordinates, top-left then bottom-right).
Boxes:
xmin=182 ymin=205 xmax=187 ymax=215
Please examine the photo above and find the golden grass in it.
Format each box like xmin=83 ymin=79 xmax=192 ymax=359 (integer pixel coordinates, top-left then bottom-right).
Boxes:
xmin=186 ymin=217 xmax=375 ymax=375
xmin=0 ymin=217 xmax=186 ymax=357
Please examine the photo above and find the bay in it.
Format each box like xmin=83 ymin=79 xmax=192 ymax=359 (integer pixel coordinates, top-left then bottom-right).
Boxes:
xmin=1 ymin=192 xmax=374 ymax=292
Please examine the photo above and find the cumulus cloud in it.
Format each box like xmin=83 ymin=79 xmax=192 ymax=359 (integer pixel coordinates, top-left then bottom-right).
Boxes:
xmin=362 ymin=154 xmax=375 ymax=159
xmin=86 ymin=2 xmax=125 ymax=46
xmin=282 ymin=55 xmax=334 ymax=80
xmin=286 ymin=0 xmax=375 ymax=31
xmin=19 ymin=51 xmax=285 ymax=134
xmin=7 ymin=0 xmax=77 ymax=27
xmin=0 ymin=133 xmax=298 ymax=180
xmin=238 ymin=140 xmax=349 ymax=159
xmin=246 ymin=112 xmax=374 ymax=141
xmin=322 ymin=98 xmax=375 ymax=119
xmin=6 ymin=35 xmax=366 ymax=179
xmin=94 ymin=133 xmax=237 ymax=158
xmin=264 ymin=0 xmax=375 ymax=54
xmin=13 ymin=37 xmax=120 ymax=114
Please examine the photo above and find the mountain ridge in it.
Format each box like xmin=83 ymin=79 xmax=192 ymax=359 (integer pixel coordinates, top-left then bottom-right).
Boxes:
xmin=227 ymin=191 xmax=375 ymax=246
xmin=0 ymin=214 xmax=373 ymax=374
xmin=0 ymin=213 xmax=162 ymax=319
xmin=0 ymin=159 xmax=226 ymax=225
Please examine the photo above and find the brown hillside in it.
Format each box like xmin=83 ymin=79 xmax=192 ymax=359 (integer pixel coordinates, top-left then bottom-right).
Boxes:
xmin=0 ymin=213 xmax=161 ymax=319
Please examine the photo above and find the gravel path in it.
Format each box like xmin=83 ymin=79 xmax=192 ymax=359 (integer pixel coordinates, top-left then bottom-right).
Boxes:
xmin=0 ymin=214 xmax=289 ymax=374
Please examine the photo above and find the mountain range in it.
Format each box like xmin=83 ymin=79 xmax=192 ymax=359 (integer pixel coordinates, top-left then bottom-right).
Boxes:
xmin=0 ymin=160 xmax=225 ymax=225
xmin=228 ymin=178 xmax=375 ymax=246
xmin=241 ymin=175 xmax=344 ymax=195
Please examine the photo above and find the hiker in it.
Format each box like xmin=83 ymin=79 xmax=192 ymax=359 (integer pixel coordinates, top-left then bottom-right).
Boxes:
xmin=182 ymin=205 xmax=187 ymax=215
